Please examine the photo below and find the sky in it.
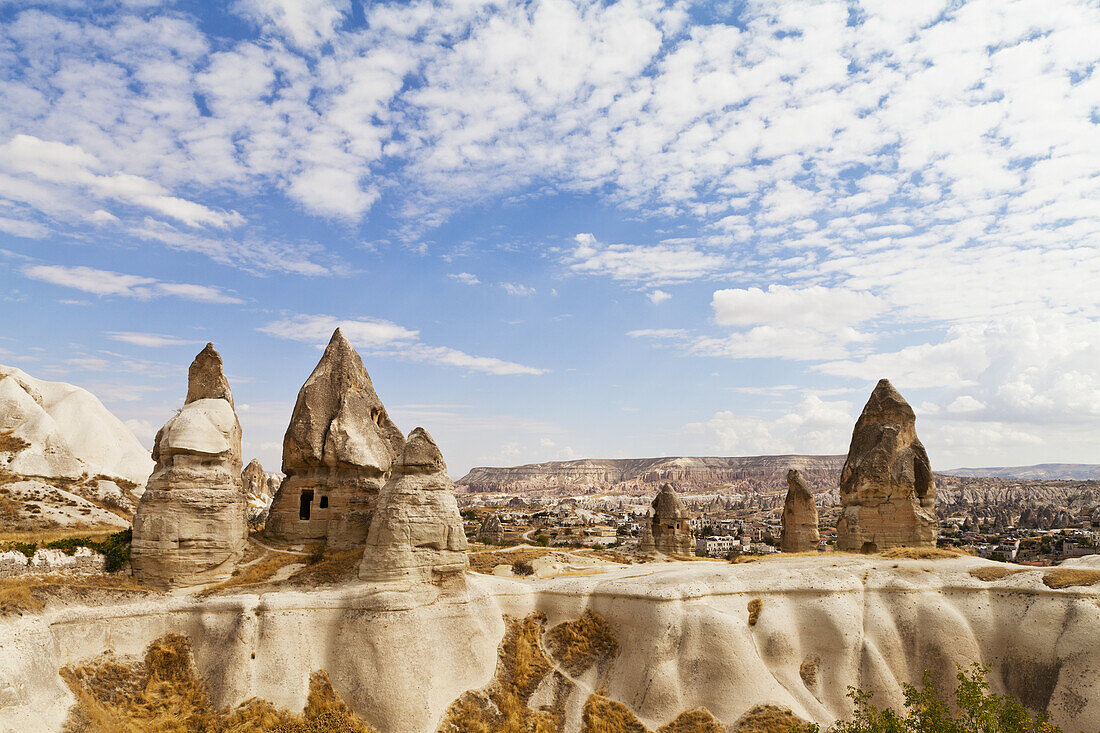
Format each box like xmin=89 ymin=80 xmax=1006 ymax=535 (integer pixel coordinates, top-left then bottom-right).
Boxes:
xmin=0 ymin=0 xmax=1098 ymax=478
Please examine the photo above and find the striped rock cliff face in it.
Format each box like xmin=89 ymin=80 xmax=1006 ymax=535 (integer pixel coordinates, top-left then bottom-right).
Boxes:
xmin=457 ymin=455 xmax=846 ymax=496
xmin=264 ymin=328 xmax=405 ymax=548
xmin=836 ymin=379 xmax=936 ymax=553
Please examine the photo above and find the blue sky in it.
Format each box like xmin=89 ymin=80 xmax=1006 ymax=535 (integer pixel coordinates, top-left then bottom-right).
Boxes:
xmin=1 ymin=0 xmax=1098 ymax=477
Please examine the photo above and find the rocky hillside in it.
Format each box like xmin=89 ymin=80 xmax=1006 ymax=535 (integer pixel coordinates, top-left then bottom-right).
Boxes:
xmin=0 ymin=365 xmax=153 ymax=529
xmin=456 ymin=455 xmax=846 ymax=495
xmin=945 ymin=463 xmax=1100 ymax=480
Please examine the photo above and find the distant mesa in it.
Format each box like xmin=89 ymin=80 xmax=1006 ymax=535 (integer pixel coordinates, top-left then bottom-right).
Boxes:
xmin=131 ymin=343 xmax=248 ymax=588
xmin=944 ymin=463 xmax=1100 ymax=481
xmin=457 ymin=454 xmax=846 ymax=496
xmin=836 ymin=379 xmax=937 ymax=552
xmin=264 ymin=327 xmax=406 ymax=548
xmin=638 ymin=483 xmax=695 ymax=556
xmin=780 ymin=468 xmax=819 ymax=553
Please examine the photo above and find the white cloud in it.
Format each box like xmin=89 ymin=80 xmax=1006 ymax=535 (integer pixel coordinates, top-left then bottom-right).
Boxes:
xmin=627 ymin=328 xmax=690 ymax=340
xmin=500 ymin=282 xmax=535 ymax=296
xmin=105 ymin=332 xmax=206 ymax=348
xmin=233 ymin=0 xmax=351 ymax=49
xmin=259 ymin=313 xmax=546 ymax=376
xmin=647 ymin=289 xmax=671 ymax=304
xmin=567 ymin=233 xmax=728 ymax=286
xmin=449 ymin=272 xmax=480 ymax=285
xmin=22 ymin=265 xmax=243 ymax=303
xmin=711 ymin=285 xmax=883 ymax=331
xmin=686 ymin=394 xmax=855 ymax=456
xmin=0 ymin=216 xmax=48 ymax=239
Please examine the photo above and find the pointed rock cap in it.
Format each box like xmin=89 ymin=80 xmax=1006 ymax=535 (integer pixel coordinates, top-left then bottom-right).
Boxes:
xmin=399 ymin=427 xmax=447 ymax=475
xmin=857 ymin=378 xmax=914 ymax=425
xmin=282 ymin=327 xmax=405 ymax=470
xmin=652 ymin=482 xmax=689 ymax=519
xmin=786 ymin=468 xmax=812 ymax=499
xmin=185 ymin=343 xmax=233 ymax=407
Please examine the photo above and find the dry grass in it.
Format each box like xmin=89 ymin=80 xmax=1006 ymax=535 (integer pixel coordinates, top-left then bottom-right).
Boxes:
xmin=734 ymin=704 xmax=811 ymax=733
xmin=799 ymin=657 xmax=818 ymax=687
xmin=0 ymin=525 xmax=123 ymax=545
xmin=0 ymin=491 xmax=19 ymax=521
xmin=577 ymin=548 xmax=636 ymax=565
xmin=747 ymin=598 xmax=762 ymax=626
xmin=878 ymin=546 xmax=969 ymax=560
xmin=200 ymin=552 xmax=304 ymax=595
xmin=438 ymin=613 xmax=558 ymax=733
xmin=544 ymin=610 xmax=619 ymax=676
xmin=289 ymin=549 xmax=361 ymax=587
xmin=0 ymin=574 xmax=150 ymax=616
xmin=582 ymin=693 xmax=648 ymax=733
xmin=62 ymin=634 xmax=375 ymax=732
xmin=1042 ymin=568 xmax=1100 ymax=589
xmin=0 ymin=429 xmax=30 ymax=453
xmin=969 ymin=566 xmax=1029 ymax=582
xmin=656 ymin=709 xmax=724 ymax=733
xmin=467 ymin=546 xmax=556 ymax=574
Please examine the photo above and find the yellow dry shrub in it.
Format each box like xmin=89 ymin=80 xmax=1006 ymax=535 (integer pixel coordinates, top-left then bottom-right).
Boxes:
xmin=289 ymin=549 xmax=361 ymax=587
xmin=747 ymin=598 xmax=762 ymax=626
xmin=544 ymin=610 xmax=619 ymax=675
xmin=1042 ymin=568 xmax=1100 ymax=589
xmin=877 ymin=547 xmax=968 ymax=560
xmin=581 ymin=694 xmax=648 ymax=733
xmin=969 ymin=566 xmax=1028 ymax=582
xmin=61 ymin=634 xmax=375 ymax=732
xmin=201 ymin=552 xmax=304 ymax=595
xmin=656 ymin=708 xmax=724 ymax=733
xmin=734 ymin=704 xmax=811 ymax=733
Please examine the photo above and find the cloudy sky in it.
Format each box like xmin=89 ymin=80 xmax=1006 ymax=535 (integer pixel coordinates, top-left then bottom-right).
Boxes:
xmin=1 ymin=0 xmax=1098 ymax=477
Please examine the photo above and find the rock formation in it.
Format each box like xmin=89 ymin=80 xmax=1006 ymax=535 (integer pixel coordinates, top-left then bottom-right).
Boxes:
xmin=264 ymin=328 xmax=405 ymax=548
xmin=478 ymin=513 xmax=504 ymax=542
xmin=242 ymin=459 xmax=278 ymax=502
xmin=780 ymin=469 xmax=819 ymax=552
xmin=357 ymin=428 xmax=467 ymax=586
xmin=0 ymin=364 xmax=152 ymax=486
xmin=131 ymin=344 xmax=248 ymax=587
xmin=638 ymin=483 xmax=694 ymax=555
xmin=836 ymin=379 xmax=937 ymax=552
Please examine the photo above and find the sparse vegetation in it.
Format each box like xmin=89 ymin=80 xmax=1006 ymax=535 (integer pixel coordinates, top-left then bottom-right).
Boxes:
xmin=544 ymin=610 xmax=619 ymax=676
xmin=467 ymin=546 xmax=556 ymax=574
xmin=800 ymin=657 xmax=819 ymax=687
xmin=582 ymin=693 xmax=647 ymax=733
xmin=512 ymin=560 xmax=535 ymax=576
xmin=438 ymin=613 xmax=558 ymax=733
xmin=0 ymin=529 xmax=133 ymax=571
xmin=288 ymin=548 xmax=361 ymax=587
xmin=1041 ymin=568 xmax=1100 ymax=589
xmin=201 ymin=551 xmax=304 ymax=595
xmin=655 ymin=709 xmax=724 ymax=733
xmin=814 ymin=664 xmax=1061 ymax=733
xmin=747 ymin=598 xmax=762 ymax=626
xmin=735 ymin=704 xmax=811 ymax=733
xmin=0 ymin=429 xmax=30 ymax=453
xmin=61 ymin=633 xmax=376 ymax=732
xmin=969 ymin=566 xmax=1028 ymax=582
xmin=877 ymin=547 xmax=969 ymax=560
xmin=0 ymin=573 xmax=150 ymax=616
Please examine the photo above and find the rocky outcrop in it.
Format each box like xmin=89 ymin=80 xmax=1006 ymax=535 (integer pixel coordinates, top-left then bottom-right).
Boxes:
xmin=0 ymin=365 xmax=152 ymax=487
xmin=781 ymin=469 xmax=819 ymax=553
xmin=836 ymin=379 xmax=937 ymax=552
xmin=131 ymin=344 xmax=247 ymax=588
xmin=264 ymin=329 xmax=405 ymax=548
xmin=456 ymin=455 xmax=845 ymax=496
xmin=638 ymin=483 xmax=694 ymax=555
xmin=477 ymin=514 xmax=504 ymax=541
xmin=358 ymin=428 xmax=467 ymax=587
xmin=242 ymin=458 xmax=280 ymax=526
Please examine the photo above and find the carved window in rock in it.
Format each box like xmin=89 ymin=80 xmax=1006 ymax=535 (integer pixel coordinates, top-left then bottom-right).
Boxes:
xmin=299 ymin=489 xmax=314 ymax=520
xmin=319 ymin=495 xmax=328 ymax=509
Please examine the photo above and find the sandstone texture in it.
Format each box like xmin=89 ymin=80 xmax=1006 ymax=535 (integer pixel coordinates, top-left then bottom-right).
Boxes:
xmin=2 ymin=556 xmax=1098 ymax=733
xmin=478 ymin=513 xmax=504 ymax=541
xmin=638 ymin=483 xmax=694 ymax=555
xmin=781 ymin=469 xmax=819 ymax=553
xmin=836 ymin=379 xmax=937 ymax=552
xmin=457 ymin=454 xmax=845 ymax=495
xmin=265 ymin=329 xmax=405 ymax=547
xmin=0 ymin=365 xmax=152 ymax=486
xmin=357 ymin=428 xmax=467 ymax=586
xmin=131 ymin=344 xmax=248 ymax=588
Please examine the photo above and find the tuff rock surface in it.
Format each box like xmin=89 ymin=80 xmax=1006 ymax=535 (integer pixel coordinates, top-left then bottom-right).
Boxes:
xmin=358 ymin=428 xmax=467 ymax=587
xmin=131 ymin=344 xmax=248 ymax=588
xmin=477 ymin=513 xmax=504 ymax=541
xmin=264 ymin=328 xmax=405 ymax=547
xmin=638 ymin=483 xmax=694 ymax=555
xmin=836 ymin=379 xmax=937 ymax=552
xmin=780 ymin=468 xmax=819 ymax=553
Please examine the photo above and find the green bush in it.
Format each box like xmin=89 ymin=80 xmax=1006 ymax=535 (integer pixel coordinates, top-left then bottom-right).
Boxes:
xmin=31 ymin=529 xmax=133 ymax=572
xmin=811 ymin=664 xmax=1061 ymax=733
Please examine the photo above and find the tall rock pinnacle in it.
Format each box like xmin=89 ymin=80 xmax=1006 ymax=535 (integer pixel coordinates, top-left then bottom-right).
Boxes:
xmin=835 ymin=379 xmax=937 ymax=552
xmin=780 ymin=468 xmax=819 ymax=553
xmin=185 ymin=342 xmax=233 ymax=407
